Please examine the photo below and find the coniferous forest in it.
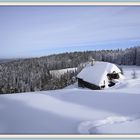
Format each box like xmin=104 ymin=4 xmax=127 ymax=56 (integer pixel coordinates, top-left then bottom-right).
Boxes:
xmin=0 ymin=46 xmax=140 ymax=94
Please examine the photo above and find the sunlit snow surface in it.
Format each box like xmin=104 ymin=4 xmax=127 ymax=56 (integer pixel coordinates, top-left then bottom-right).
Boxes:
xmin=0 ymin=65 xmax=140 ymax=134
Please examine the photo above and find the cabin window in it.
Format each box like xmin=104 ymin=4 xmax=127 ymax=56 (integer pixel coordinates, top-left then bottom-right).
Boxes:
xmin=108 ymin=81 xmax=115 ymax=87
xmin=107 ymin=73 xmax=119 ymax=80
xmin=107 ymin=72 xmax=119 ymax=87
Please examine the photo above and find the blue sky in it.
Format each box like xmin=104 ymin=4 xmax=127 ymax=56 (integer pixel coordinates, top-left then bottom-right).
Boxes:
xmin=0 ymin=6 xmax=140 ymax=58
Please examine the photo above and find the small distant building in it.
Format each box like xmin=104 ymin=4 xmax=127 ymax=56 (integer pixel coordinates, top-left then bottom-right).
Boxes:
xmin=77 ymin=61 xmax=123 ymax=90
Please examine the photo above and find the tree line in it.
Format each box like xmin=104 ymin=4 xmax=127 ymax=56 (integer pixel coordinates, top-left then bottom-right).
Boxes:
xmin=0 ymin=46 xmax=140 ymax=94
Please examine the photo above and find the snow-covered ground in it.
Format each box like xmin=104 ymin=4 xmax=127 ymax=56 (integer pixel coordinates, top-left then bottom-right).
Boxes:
xmin=0 ymin=66 xmax=140 ymax=134
xmin=50 ymin=67 xmax=77 ymax=78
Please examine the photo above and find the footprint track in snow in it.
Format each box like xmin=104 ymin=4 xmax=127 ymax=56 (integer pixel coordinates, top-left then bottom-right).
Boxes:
xmin=78 ymin=112 xmax=140 ymax=134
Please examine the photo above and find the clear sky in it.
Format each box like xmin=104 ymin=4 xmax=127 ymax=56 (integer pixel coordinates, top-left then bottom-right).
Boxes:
xmin=0 ymin=6 xmax=140 ymax=58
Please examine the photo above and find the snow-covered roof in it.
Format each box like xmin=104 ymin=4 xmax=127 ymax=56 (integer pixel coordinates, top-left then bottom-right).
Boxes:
xmin=77 ymin=61 xmax=121 ymax=86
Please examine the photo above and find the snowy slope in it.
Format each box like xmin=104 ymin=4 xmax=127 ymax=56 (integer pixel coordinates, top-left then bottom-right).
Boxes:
xmin=50 ymin=67 xmax=77 ymax=78
xmin=0 ymin=66 xmax=140 ymax=134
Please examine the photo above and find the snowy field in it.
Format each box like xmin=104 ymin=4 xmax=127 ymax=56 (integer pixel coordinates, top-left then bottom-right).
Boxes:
xmin=0 ymin=66 xmax=140 ymax=134
xmin=50 ymin=67 xmax=77 ymax=78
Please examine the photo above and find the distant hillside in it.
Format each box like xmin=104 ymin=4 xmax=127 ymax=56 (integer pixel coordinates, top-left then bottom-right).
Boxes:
xmin=0 ymin=58 xmax=19 ymax=64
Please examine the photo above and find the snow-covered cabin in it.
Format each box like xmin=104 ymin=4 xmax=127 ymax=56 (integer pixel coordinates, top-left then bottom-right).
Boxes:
xmin=77 ymin=61 xmax=123 ymax=90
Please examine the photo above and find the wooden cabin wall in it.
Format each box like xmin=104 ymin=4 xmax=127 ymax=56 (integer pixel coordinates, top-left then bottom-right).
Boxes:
xmin=78 ymin=78 xmax=101 ymax=90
